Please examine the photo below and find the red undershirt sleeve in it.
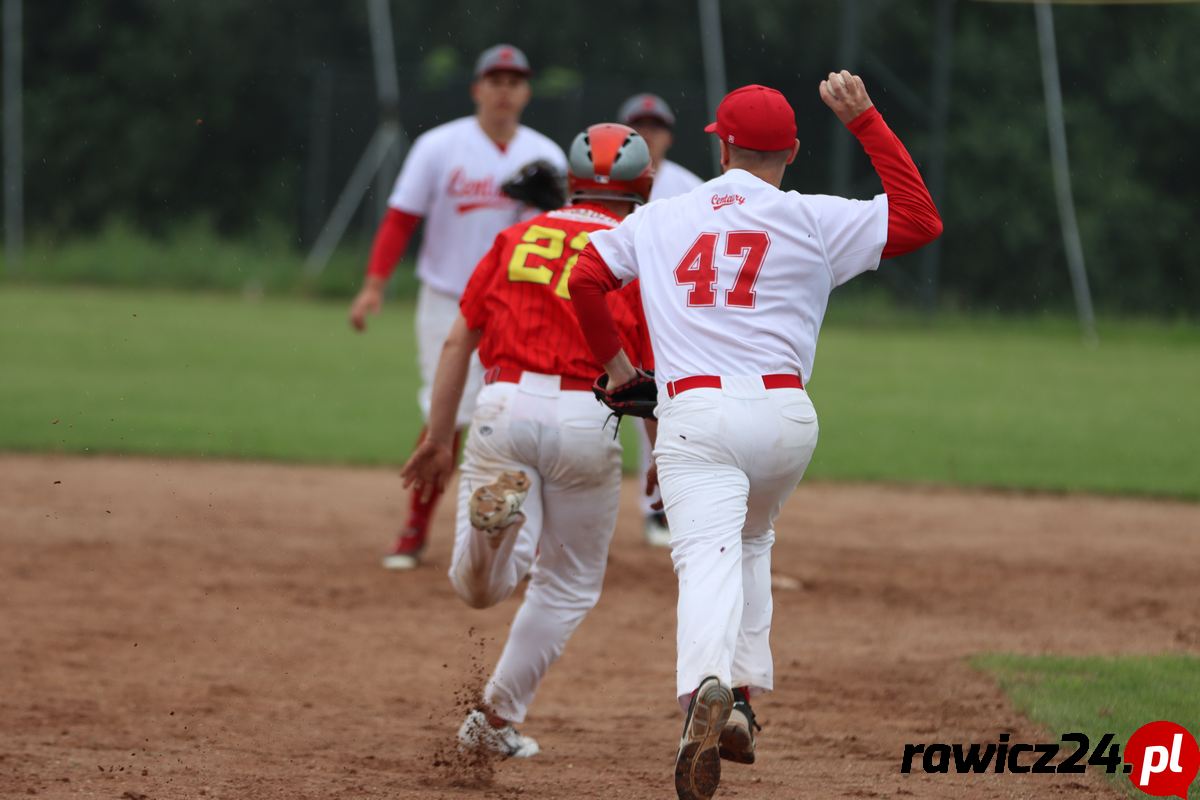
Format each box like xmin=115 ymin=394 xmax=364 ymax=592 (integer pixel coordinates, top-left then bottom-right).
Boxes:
xmin=847 ymin=107 xmax=943 ymax=259
xmin=569 ymin=243 xmax=624 ymax=365
xmin=620 ymin=282 xmax=655 ymax=372
xmin=366 ymin=208 xmax=422 ymax=280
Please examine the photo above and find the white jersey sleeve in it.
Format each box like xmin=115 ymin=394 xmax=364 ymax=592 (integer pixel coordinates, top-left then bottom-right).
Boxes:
xmin=388 ymin=131 xmax=441 ymax=216
xmin=588 ymin=202 xmax=649 ymax=285
xmin=805 ymin=193 xmax=889 ymax=286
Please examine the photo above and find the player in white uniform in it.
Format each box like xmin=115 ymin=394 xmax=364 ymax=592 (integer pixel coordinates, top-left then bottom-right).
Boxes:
xmin=571 ymin=74 xmax=943 ymax=800
xmin=616 ymin=93 xmax=705 ymax=547
xmin=347 ymin=44 xmax=567 ymax=571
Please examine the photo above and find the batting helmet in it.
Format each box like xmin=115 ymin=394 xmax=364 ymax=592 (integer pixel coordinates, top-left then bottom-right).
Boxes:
xmin=567 ymin=123 xmax=654 ymax=206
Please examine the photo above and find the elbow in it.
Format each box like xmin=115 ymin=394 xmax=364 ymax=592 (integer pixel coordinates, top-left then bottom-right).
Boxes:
xmin=926 ymin=213 xmax=944 ymax=244
xmin=911 ymin=205 xmax=944 ymax=247
xmin=881 ymin=208 xmax=943 ymax=260
xmin=444 ymin=315 xmax=481 ymax=352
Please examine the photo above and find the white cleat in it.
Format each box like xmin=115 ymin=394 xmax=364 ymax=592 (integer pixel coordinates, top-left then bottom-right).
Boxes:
xmin=644 ymin=511 xmax=671 ymax=548
xmin=380 ymin=552 xmax=419 ymax=570
xmin=468 ymin=471 xmax=530 ymax=541
xmin=457 ymin=709 xmax=540 ymax=758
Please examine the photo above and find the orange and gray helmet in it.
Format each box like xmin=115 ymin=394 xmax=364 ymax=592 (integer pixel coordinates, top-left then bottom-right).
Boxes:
xmin=567 ymin=123 xmax=654 ymax=206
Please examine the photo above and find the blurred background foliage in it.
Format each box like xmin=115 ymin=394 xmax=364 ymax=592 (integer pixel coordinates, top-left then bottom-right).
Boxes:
xmin=6 ymin=0 xmax=1198 ymax=315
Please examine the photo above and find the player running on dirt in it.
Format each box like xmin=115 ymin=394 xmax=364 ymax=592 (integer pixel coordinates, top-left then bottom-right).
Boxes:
xmin=400 ymin=123 xmax=655 ymax=756
xmin=571 ymin=74 xmax=943 ymax=799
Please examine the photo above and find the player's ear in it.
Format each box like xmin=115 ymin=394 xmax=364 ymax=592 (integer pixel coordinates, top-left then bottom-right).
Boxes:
xmin=469 ymin=79 xmax=481 ymax=105
xmin=719 ymin=139 xmax=731 ymax=172
xmin=785 ymin=139 xmax=800 ymax=165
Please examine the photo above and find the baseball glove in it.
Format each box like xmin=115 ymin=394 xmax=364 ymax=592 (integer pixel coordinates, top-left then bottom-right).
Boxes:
xmin=593 ymin=369 xmax=657 ymax=420
xmin=501 ymin=159 xmax=567 ymax=211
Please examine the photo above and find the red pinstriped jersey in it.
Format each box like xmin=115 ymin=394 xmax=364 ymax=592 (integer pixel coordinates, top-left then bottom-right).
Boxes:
xmin=460 ymin=203 xmax=652 ymax=380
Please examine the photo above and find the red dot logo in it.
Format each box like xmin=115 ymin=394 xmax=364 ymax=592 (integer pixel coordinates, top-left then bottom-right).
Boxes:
xmin=1125 ymin=721 xmax=1200 ymax=798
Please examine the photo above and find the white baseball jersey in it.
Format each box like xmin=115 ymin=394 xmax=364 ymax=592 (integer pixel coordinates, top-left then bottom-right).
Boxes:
xmin=648 ymin=159 xmax=703 ymax=203
xmin=388 ymin=116 xmax=567 ymax=296
xmin=590 ymin=168 xmax=888 ymax=386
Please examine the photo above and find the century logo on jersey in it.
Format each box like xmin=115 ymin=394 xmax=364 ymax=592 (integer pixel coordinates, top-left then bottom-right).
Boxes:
xmin=711 ymin=193 xmax=745 ymax=211
xmin=448 ymin=168 xmax=515 ymax=214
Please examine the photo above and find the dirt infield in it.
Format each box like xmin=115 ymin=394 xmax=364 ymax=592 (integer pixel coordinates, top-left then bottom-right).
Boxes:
xmin=2 ymin=454 xmax=1198 ymax=799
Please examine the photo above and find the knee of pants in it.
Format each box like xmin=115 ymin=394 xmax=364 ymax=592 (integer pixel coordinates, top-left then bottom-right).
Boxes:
xmin=742 ymin=527 xmax=775 ymax=550
xmin=527 ymin=576 xmax=602 ymax=619
xmin=670 ymin=527 xmax=744 ymax=567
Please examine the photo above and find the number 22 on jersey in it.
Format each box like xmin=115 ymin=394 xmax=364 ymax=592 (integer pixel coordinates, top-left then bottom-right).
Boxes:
xmin=507 ymin=224 xmax=590 ymax=299
xmin=674 ymin=230 xmax=770 ymax=308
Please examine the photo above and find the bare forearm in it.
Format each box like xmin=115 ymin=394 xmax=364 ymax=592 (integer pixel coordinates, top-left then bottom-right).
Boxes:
xmin=603 ymin=350 xmax=638 ymax=387
xmin=426 ymin=316 xmax=482 ymax=445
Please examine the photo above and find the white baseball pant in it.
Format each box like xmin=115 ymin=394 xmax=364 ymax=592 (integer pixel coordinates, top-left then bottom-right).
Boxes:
xmin=654 ymin=376 xmax=819 ymax=702
xmin=416 ymin=283 xmax=484 ymax=429
xmin=448 ymin=373 xmax=623 ymax=723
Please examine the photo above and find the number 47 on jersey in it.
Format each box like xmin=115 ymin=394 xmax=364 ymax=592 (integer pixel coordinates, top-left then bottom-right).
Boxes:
xmin=674 ymin=230 xmax=771 ymax=309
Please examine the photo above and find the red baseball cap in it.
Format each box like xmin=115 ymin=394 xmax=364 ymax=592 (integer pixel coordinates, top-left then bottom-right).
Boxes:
xmin=704 ymin=84 xmax=797 ymax=152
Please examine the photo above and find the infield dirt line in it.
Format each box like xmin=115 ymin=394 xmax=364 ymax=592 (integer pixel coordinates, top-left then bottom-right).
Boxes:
xmin=2 ymin=454 xmax=1197 ymax=799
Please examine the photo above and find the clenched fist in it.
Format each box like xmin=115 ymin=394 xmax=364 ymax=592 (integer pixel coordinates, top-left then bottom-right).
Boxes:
xmin=819 ymin=70 xmax=874 ymax=126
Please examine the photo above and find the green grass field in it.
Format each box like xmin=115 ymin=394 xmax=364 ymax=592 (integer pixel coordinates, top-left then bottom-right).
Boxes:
xmin=976 ymin=654 xmax=1200 ymax=799
xmin=5 ymin=285 xmax=1199 ymax=795
xmin=2 ymin=285 xmax=1199 ymax=498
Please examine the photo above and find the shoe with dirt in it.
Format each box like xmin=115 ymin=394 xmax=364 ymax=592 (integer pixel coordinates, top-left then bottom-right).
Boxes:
xmin=675 ymin=676 xmax=734 ymax=800
xmin=468 ymin=471 xmax=530 ymax=537
xmin=381 ymin=527 xmax=425 ymax=570
xmin=719 ymin=690 xmax=761 ymax=764
xmin=457 ymin=709 xmax=540 ymax=758
xmin=643 ymin=511 xmax=672 ymax=548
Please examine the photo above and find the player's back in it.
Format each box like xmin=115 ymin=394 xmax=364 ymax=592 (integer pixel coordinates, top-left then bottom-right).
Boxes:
xmin=592 ymin=168 xmax=886 ymax=385
xmin=460 ymin=204 xmax=647 ymax=382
